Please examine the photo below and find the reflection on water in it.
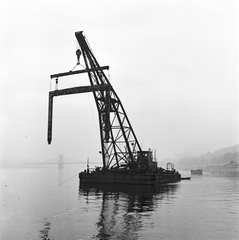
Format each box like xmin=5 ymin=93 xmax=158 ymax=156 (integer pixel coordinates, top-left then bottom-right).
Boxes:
xmin=58 ymin=169 xmax=64 ymax=185
xmin=79 ymin=183 xmax=179 ymax=239
xmin=39 ymin=218 xmax=51 ymax=239
xmin=2 ymin=166 xmax=237 ymax=239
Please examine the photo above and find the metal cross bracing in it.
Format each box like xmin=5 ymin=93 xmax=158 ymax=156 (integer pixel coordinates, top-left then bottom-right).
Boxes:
xmin=48 ymin=31 xmax=142 ymax=170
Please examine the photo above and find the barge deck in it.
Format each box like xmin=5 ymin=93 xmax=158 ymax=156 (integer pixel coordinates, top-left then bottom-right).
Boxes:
xmin=79 ymin=168 xmax=181 ymax=185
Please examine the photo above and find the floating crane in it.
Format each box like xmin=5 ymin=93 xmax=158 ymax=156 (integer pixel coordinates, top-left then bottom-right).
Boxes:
xmin=48 ymin=31 xmax=181 ymax=185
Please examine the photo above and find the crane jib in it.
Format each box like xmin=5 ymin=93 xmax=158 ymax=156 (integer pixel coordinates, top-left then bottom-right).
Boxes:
xmin=48 ymin=31 xmax=142 ymax=170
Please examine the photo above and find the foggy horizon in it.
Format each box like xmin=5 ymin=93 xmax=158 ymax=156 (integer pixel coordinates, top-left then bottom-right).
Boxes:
xmin=1 ymin=1 xmax=238 ymax=164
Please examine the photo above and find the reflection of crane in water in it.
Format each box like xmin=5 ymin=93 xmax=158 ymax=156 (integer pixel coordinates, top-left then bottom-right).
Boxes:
xmin=79 ymin=184 xmax=179 ymax=239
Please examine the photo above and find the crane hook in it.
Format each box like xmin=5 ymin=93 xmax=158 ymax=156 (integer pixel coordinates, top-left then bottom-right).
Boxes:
xmin=76 ymin=49 xmax=81 ymax=65
xmin=55 ymin=78 xmax=58 ymax=90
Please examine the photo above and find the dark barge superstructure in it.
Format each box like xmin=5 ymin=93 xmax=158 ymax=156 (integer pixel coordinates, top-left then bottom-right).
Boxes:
xmin=47 ymin=31 xmax=181 ymax=185
xmin=80 ymin=152 xmax=181 ymax=185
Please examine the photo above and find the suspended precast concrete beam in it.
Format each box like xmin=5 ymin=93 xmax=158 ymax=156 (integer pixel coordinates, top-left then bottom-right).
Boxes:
xmin=47 ymin=84 xmax=110 ymax=145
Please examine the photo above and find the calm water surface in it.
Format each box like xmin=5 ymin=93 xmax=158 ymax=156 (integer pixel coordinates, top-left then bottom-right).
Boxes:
xmin=0 ymin=165 xmax=238 ymax=240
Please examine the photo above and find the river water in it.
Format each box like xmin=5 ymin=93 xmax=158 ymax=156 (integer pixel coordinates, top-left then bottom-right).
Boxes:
xmin=0 ymin=164 xmax=238 ymax=240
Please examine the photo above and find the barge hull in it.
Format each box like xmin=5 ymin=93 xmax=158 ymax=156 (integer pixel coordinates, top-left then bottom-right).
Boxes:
xmin=79 ymin=172 xmax=181 ymax=185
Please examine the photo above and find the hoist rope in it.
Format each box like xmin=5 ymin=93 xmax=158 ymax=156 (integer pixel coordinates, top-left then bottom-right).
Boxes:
xmin=69 ymin=63 xmax=86 ymax=72
xmin=83 ymin=74 xmax=98 ymax=133
xmin=69 ymin=63 xmax=78 ymax=72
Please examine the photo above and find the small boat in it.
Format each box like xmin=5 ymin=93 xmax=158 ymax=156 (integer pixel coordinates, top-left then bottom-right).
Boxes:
xmin=181 ymin=177 xmax=191 ymax=180
xmin=191 ymin=169 xmax=203 ymax=175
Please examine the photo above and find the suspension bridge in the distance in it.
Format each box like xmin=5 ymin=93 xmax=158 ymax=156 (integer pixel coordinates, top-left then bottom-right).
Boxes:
xmin=35 ymin=154 xmax=81 ymax=169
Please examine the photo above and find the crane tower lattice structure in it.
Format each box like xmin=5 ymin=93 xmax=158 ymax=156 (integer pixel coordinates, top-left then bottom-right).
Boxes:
xmin=48 ymin=31 xmax=142 ymax=170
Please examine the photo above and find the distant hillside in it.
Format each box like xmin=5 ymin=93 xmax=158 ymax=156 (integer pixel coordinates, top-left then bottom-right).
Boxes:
xmin=178 ymin=144 xmax=239 ymax=169
xmin=213 ymin=144 xmax=239 ymax=156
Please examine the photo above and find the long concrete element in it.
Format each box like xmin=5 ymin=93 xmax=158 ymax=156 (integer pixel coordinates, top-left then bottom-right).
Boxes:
xmin=47 ymin=84 xmax=109 ymax=144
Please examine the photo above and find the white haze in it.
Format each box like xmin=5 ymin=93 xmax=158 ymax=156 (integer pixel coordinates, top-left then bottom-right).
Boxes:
xmin=0 ymin=0 xmax=238 ymax=164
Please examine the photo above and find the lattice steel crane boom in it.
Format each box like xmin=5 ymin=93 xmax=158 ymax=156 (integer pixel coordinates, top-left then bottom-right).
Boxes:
xmin=48 ymin=31 xmax=142 ymax=170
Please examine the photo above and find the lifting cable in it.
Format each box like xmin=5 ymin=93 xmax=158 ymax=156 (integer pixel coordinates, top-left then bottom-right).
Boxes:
xmin=69 ymin=63 xmax=78 ymax=72
xmin=83 ymin=73 xmax=98 ymax=133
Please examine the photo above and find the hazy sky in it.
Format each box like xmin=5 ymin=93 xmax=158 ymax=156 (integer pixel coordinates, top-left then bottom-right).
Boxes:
xmin=0 ymin=0 xmax=238 ymax=163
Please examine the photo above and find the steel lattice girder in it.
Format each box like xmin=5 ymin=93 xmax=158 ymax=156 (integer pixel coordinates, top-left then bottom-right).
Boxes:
xmin=48 ymin=31 xmax=142 ymax=169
